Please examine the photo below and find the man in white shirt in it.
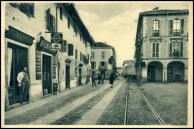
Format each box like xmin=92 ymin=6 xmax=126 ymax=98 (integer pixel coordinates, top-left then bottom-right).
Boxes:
xmin=17 ymin=67 xmax=30 ymax=104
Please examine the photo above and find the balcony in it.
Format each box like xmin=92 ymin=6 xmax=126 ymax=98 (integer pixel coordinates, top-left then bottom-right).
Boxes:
xmin=152 ymin=30 xmax=159 ymax=36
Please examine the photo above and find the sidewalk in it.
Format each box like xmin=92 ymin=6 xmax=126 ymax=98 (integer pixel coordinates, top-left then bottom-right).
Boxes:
xmin=4 ymin=82 xmax=102 ymax=125
xmin=29 ymin=84 xmax=109 ymax=125
xmin=75 ymin=80 xmax=124 ymax=125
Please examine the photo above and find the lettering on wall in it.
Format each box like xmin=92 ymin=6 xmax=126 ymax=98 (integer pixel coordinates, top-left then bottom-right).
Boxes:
xmin=36 ymin=50 xmax=41 ymax=80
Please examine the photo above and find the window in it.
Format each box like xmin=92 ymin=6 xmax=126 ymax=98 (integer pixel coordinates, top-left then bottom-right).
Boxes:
xmin=91 ymin=61 xmax=96 ymax=69
xmin=91 ymin=52 xmax=95 ymax=59
xmin=173 ymin=19 xmax=181 ymax=35
xmin=18 ymin=3 xmax=34 ymax=17
xmin=153 ymin=20 xmax=160 ymax=36
xmin=170 ymin=19 xmax=184 ymax=36
xmin=152 ymin=43 xmax=159 ymax=57
xmin=80 ymin=52 xmax=82 ymax=61
xmin=169 ymin=40 xmax=183 ymax=58
xmin=100 ymin=61 xmax=106 ymax=66
xmin=61 ymin=40 xmax=67 ymax=52
xmin=60 ymin=7 xmax=63 ymax=20
xmin=75 ymin=49 xmax=77 ymax=60
xmin=68 ymin=44 xmax=73 ymax=56
xmin=101 ymin=51 xmax=105 ymax=59
xmin=68 ymin=17 xmax=70 ymax=29
xmin=74 ymin=25 xmax=77 ymax=36
xmin=46 ymin=9 xmax=55 ymax=32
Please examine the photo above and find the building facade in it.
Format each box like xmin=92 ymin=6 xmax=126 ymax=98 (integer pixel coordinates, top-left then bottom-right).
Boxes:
xmin=135 ymin=9 xmax=189 ymax=83
xmin=91 ymin=42 xmax=116 ymax=79
xmin=4 ymin=3 xmax=94 ymax=110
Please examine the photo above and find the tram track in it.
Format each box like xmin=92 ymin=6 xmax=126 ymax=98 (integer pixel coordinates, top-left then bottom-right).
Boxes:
xmin=124 ymin=81 xmax=166 ymax=125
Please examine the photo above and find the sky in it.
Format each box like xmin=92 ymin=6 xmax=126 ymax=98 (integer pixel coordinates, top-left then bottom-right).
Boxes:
xmin=74 ymin=1 xmax=190 ymax=67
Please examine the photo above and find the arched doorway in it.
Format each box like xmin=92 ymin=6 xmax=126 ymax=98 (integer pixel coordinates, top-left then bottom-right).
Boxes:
xmin=167 ymin=62 xmax=184 ymax=82
xmin=147 ymin=61 xmax=163 ymax=82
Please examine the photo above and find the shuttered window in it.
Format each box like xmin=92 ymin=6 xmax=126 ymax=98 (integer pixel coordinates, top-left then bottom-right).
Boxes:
xmin=68 ymin=17 xmax=70 ymax=29
xmin=169 ymin=40 xmax=183 ymax=58
xmin=60 ymin=7 xmax=63 ymax=20
xmin=153 ymin=20 xmax=160 ymax=36
xmin=46 ymin=9 xmax=55 ymax=32
xmin=68 ymin=44 xmax=73 ymax=56
xmin=61 ymin=40 xmax=67 ymax=52
xmin=181 ymin=19 xmax=184 ymax=34
xmin=75 ymin=49 xmax=78 ymax=60
xmin=18 ymin=3 xmax=34 ymax=17
xmin=169 ymin=42 xmax=172 ymax=57
xmin=152 ymin=43 xmax=159 ymax=57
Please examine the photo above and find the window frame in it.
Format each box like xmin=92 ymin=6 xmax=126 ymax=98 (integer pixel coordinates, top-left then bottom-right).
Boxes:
xmin=152 ymin=20 xmax=160 ymax=36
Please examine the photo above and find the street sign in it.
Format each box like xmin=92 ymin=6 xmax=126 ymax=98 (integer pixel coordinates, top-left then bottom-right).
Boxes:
xmin=51 ymin=33 xmax=63 ymax=44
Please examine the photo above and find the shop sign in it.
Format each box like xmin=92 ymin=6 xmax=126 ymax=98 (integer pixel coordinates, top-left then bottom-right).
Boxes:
xmin=39 ymin=37 xmax=52 ymax=51
xmin=51 ymin=32 xmax=63 ymax=44
xmin=52 ymin=43 xmax=61 ymax=51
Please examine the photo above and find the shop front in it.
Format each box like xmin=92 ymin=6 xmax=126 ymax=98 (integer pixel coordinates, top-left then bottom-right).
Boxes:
xmin=5 ymin=26 xmax=34 ymax=110
xmin=36 ymin=36 xmax=57 ymax=98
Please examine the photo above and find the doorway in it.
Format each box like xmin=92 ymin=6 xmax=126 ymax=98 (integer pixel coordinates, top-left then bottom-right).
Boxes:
xmin=167 ymin=62 xmax=184 ymax=82
xmin=147 ymin=61 xmax=163 ymax=82
xmin=66 ymin=65 xmax=70 ymax=89
xmin=42 ymin=54 xmax=52 ymax=96
xmin=8 ymin=43 xmax=28 ymax=105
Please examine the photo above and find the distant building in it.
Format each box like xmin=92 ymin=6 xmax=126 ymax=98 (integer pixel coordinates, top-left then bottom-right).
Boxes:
xmin=135 ymin=9 xmax=189 ymax=83
xmin=122 ymin=60 xmax=136 ymax=78
xmin=91 ymin=42 xmax=116 ymax=79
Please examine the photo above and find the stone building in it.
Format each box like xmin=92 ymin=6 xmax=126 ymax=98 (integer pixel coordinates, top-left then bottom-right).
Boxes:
xmin=135 ymin=9 xmax=189 ymax=83
xmin=4 ymin=3 xmax=94 ymax=110
xmin=91 ymin=42 xmax=116 ymax=79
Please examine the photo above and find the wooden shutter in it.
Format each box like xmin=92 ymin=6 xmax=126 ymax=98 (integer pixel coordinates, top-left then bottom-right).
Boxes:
xmin=152 ymin=43 xmax=155 ymax=57
xmin=180 ymin=41 xmax=183 ymax=57
xmin=170 ymin=20 xmax=173 ymax=35
xmin=169 ymin=42 xmax=172 ymax=57
xmin=68 ymin=17 xmax=70 ymax=28
xmin=181 ymin=19 xmax=184 ymax=34
xmin=60 ymin=7 xmax=63 ymax=20
xmin=46 ymin=9 xmax=50 ymax=31
xmin=156 ymin=43 xmax=159 ymax=57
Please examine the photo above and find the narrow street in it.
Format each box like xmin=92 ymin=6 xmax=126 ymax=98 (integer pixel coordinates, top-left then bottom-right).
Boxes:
xmin=4 ymin=79 xmax=188 ymax=125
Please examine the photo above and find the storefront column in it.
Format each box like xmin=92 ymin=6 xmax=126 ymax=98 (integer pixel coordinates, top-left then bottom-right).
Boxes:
xmin=5 ymin=40 xmax=9 ymax=111
xmin=184 ymin=67 xmax=188 ymax=82
xmin=163 ymin=67 xmax=167 ymax=83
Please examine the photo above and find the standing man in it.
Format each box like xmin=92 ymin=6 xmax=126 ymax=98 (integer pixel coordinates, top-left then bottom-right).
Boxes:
xmin=109 ymin=72 xmax=115 ymax=88
xmin=17 ymin=67 xmax=30 ymax=104
xmin=91 ymin=71 xmax=96 ymax=87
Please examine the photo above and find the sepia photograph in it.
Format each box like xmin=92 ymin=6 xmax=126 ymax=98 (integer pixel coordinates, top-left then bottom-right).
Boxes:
xmin=1 ymin=1 xmax=193 ymax=128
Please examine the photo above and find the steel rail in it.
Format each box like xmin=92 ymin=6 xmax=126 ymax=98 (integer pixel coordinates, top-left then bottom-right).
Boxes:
xmin=138 ymin=89 xmax=166 ymax=125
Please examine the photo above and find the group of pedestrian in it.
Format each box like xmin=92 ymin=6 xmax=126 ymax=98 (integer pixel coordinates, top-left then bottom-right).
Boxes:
xmin=91 ymin=71 xmax=116 ymax=88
